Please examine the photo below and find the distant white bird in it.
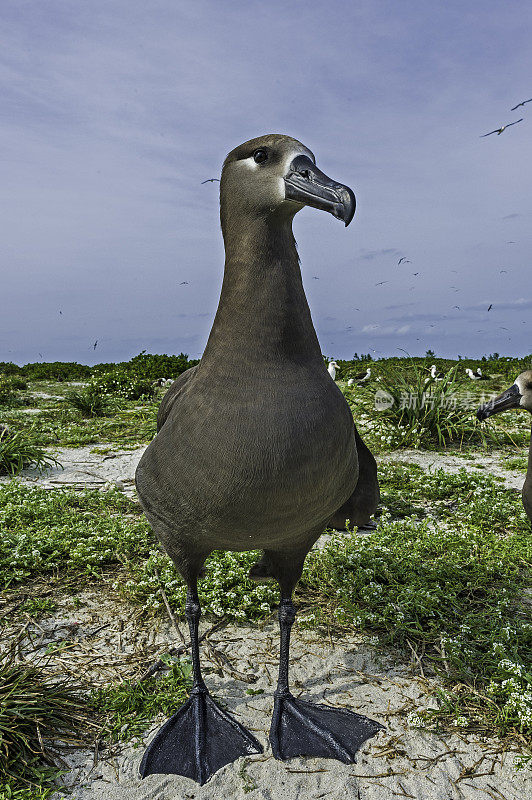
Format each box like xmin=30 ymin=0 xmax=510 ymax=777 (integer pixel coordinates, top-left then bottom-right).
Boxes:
xmin=474 ymin=367 xmax=490 ymax=381
xmin=328 ymin=360 xmax=340 ymax=380
xmin=430 ymin=364 xmax=444 ymax=381
xmin=480 ymin=119 xmax=523 ymax=137
xmin=465 ymin=368 xmax=482 ymax=381
xmin=348 ymin=368 xmax=371 ymax=385
xmin=153 ymin=377 xmax=174 ymax=388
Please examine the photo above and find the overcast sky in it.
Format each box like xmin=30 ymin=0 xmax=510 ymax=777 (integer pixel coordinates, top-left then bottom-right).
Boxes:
xmin=2 ymin=0 xmax=531 ymax=365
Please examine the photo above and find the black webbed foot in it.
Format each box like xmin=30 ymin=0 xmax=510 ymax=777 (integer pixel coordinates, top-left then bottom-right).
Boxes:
xmin=269 ymin=690 xmax=382 ymax=762
xmin=140 ymin=686 xmax=263 ymax=785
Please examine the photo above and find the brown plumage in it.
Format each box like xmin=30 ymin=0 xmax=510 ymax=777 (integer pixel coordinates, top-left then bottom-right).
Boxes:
xmin=135 ymin=134 xmax=381 ymax=784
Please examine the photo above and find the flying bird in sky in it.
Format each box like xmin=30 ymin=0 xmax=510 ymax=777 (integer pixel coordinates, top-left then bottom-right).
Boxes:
xmin=201 ymin=178 xmax=220 ymax=184
xmin=453 ymin=305 xmax=460 ymax=310
xmin=480 ymin=119 xmax=523 ymax=136
xmin=397 ymin=257 xmax=410 ymax=265
xmin=487 ymin=304 xmax=493 ymax=311
xmin=93 ymin=340 xmax=98 ymax=350
xmin=510 ymin=98 xmax=532 ymax=111
xmin=375 ymin=281 xmax=389 ymax=286
xmin=179 ymin=281 xmax=189 ymax=285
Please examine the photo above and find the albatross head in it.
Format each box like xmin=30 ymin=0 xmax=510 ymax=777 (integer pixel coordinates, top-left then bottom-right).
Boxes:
xmin=476 ymin=370 xmax=532 ymax=420
xmin=220 ymin=134 xmax=356 ymax=229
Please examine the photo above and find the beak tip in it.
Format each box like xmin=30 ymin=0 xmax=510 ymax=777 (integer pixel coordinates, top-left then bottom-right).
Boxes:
xmin=343 ymin=188 xmax=356 ymax=227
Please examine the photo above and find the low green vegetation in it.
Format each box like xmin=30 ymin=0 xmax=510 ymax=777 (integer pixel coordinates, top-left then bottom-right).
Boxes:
xmin=0 ymin=483 xmax=147 ymax=587
xmin=90 ymin=657 xmax=192 ymax=742
xmin=0 ymin=375 xmax=31 ymax=410
xmin=91 ymin=371 xmax=156 ymax=401
xmin=303 ymin=474 xmax=531 ymax=740
xmin=504 ymin=455 xmax=529 ymax=471
xmin=1 ymin=403 xmax=158 ymax=448
xmin=2 ymin=464 xmax=530 ymax=752
xmin=0 ymin=646 xmax=190 ymax=796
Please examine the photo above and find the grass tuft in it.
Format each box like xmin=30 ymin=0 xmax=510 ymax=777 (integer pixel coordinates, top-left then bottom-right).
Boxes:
xmin=64 ymin=386 xmax=113 ymax=417
xmin=0 ymin=656 xmax=92 ymax=789
xmin=371 ymin=363 xmax=498 ymax=448
xmin=0 ymin=426 xmax=59 ymax=476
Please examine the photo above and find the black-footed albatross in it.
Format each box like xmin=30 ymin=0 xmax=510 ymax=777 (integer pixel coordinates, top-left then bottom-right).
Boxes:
xmin=135 ymin=134 xmax=382 ymax=784
xmin=477 ymin=370 xmax=532 ymax=523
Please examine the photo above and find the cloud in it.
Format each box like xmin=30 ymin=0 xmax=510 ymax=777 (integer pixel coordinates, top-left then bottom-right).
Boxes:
xmin=358 ymin=248 xmax=400 ymax=261
xmin=466 ymin=298 xmax=532 ymax=312
xmin=361 ymin=323 xmax=411 ymax=335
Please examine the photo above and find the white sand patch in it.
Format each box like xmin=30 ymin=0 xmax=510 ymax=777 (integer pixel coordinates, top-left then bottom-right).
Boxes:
xmin=380 ymin=449 xmax=525 ymax=491
xmin=7 ymin=590 xmax=520 ymax=800
xmin=36 ymin=599 xmax=528 ymax=800
xmin=0 ymin=444 xmax=147 ymax=494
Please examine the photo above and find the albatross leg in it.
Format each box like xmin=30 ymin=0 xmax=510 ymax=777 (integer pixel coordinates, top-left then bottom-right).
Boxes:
xmin=140 ymin=583 xmax=262 ymax=784
xmin=269 ymin=594 xmax=383 ymax=762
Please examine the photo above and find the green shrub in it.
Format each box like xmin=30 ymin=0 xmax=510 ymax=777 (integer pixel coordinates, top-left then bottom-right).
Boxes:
xmin=16 ymin=362 xmax=93 ymax=381
xmin=64 ymin=386 xmax=113 ymax=417
xmin=7 ymin=376 xmax=28 ymax=390
xmin=91 ymin=372 xmax=156 ymax=401
xmin=0 ymin=376 xmax=16 ymax=405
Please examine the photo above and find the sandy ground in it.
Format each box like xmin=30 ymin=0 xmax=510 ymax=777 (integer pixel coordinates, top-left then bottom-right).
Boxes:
xmin=380 ymin=449 xmax=525 ymax=491
xmin=0 ymin=444 xmax=146 ymax=496
xmin=3 ymin=445 xmax=530 ymax=799
xmin=18 ymin=592 xmax=526 ymax=800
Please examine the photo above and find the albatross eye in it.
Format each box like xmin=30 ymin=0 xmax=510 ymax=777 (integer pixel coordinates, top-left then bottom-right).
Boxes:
xmin=253 ymin=149 xmax=268 ymax=164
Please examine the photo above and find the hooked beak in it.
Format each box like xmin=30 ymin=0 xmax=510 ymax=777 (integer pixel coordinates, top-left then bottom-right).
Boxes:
xmin=476 ymin=383 xmax=522 ymax=421
xmin=284 ymin=155 xmax=356 ymax=226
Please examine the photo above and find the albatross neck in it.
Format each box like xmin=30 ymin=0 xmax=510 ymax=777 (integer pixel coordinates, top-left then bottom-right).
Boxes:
xmin=201 ymin=213 xmax=324 ymax=370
